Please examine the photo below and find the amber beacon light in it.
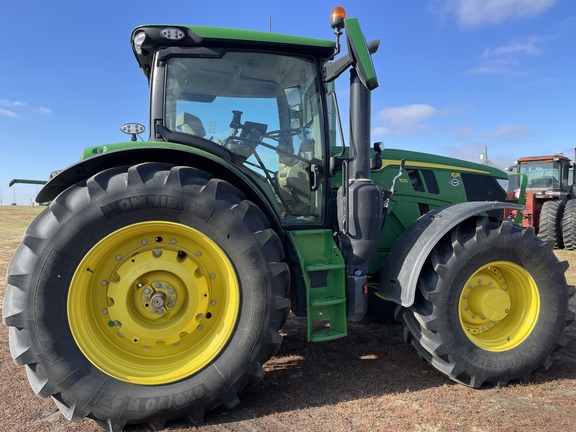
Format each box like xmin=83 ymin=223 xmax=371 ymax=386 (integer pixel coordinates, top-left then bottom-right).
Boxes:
xmin=330 ymin=6 xmax=347 ymax=31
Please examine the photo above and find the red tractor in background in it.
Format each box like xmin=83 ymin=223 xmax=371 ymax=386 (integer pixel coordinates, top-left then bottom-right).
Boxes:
xmin=507 ymin=153 xmax=576 ymax=249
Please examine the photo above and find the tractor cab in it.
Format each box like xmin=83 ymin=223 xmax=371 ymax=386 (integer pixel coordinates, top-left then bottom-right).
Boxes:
xmin=130 ymin=25 xmax=337 ymax=226
xmin=514 ymin=153 xmax=574 ymax=199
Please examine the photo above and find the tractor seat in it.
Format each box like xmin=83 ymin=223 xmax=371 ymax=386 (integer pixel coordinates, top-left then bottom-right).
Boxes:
xmin=176 ymin=112 xmax=206 ymax=138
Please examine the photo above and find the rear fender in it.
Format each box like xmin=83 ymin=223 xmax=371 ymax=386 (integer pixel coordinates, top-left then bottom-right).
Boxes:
xmin=378 ymin=201 xmax=524 ymax=307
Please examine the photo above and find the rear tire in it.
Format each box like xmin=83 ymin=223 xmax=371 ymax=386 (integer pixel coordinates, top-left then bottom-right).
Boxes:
xmin=397 ymin=217 xmax=575 ymax=388
xmin=562 ymin=199 xmax=576 ymax=250
xmin=539 ymin=200 xmax=565 ymax=249
xmin=3 ymin=163 xmax=290 ymax=431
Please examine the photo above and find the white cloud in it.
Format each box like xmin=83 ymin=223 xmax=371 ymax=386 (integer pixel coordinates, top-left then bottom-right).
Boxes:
xmin=0 ymin=108 xmax=18 ymax=118
xmin=455 ymin=125 xmax=477 ymax=141
xmin=0 ymin=99 xmax=51 ymax=117
xmin=480 ymin=124 xmax=529 ymax=140
xmin=0 ymin=99 xmax=27 ymax=107
xmin=36 ymin=107 xmax=53 ymax=115
xmin=468 ymin=36 xmax=546 ymax=75
xmin=373 ymin=104 xmax=440 ymax=136
xmin=467 ymin=57 xmax=521 ymax=75
xmin=482 ymin=36 xmax=545 ymax=57
xmin=440 ymin=0 xmax=557 ymax=28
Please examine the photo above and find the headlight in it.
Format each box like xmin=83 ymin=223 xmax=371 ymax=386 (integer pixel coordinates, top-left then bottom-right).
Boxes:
xmin=133 ymin=31 xmax=147 ymax=55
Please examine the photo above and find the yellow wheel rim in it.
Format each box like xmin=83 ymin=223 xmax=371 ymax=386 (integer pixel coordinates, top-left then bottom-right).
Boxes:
xmin=458 ymin=261 xmax=539 ymax=352
xmin=68 ymin=221 xmax=240 ymax=385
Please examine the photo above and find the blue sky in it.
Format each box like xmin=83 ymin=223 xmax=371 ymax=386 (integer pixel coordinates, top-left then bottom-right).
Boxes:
xmin=1 ymin=0 xmax=574 ymax=204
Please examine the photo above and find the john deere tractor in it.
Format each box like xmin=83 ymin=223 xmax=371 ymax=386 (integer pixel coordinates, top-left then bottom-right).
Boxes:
xmin=4 ymin=7 xmax=574 ymax=431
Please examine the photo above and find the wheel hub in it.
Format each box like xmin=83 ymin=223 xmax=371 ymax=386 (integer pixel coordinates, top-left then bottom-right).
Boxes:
xmin=458 ymin=261 xmax=540 ymax=352
xmin=460 ymin=268 xmax=509 ymax=335
xmin=150 ymin=289 xmax=167 ymax=309
xmin=140 ymin=281 xmax=176 ymax=314
xmin=466 ymin=284 xmax=511 ymax=322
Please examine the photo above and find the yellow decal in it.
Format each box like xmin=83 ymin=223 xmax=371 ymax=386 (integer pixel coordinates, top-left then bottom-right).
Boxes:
xmin=377 ymin=159 xmax=488 ymax=175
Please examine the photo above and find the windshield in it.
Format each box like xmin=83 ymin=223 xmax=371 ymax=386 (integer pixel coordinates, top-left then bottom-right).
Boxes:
xmin=519 ymin=162 xmax=565 ymax=189
xmin=164 ymin=51 xmax=326 ymax=224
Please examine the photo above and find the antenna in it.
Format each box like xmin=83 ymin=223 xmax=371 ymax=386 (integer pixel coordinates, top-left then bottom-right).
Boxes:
xmin=269 ymin=17 xmax=272 ymax=32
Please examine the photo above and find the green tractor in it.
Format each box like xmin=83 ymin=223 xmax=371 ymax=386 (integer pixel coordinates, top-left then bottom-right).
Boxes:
xmin=3 ymin=7 xmax=574 ymax=431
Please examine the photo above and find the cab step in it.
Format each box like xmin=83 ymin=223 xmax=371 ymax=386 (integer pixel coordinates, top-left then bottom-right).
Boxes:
xmin=288 ymin=229 xmax=347 ymax=342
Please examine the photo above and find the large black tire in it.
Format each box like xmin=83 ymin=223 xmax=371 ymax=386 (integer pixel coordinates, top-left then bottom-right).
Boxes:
xmin=396 ymin=217 xmax=575 ymax=388
xmin=562 ymin=199 xmax=576 ymax=250
xmin=539 ymin=199 xmax=565 ymax=249
xmin=3 ymin=163 xmax=290 ymax=431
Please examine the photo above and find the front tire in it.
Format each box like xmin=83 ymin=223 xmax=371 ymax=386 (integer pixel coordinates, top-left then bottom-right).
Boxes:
xmin=397 ymin=217 xmax=575 ymax=388
xmin=3 ymin=163 xmax=290 ymax=430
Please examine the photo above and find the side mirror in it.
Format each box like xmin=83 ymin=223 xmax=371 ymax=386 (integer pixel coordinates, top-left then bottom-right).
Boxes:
xmin=344 ymin=18 xmax=378 ymax=90
xmin=285 ymin=86 xmax=312 ymax=129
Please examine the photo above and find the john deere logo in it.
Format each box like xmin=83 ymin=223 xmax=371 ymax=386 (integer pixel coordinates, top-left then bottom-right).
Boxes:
xmin=451 ymin=172 xmax=461 ymax=178
xmin=449 ymin=179 xmax=461 ymax=187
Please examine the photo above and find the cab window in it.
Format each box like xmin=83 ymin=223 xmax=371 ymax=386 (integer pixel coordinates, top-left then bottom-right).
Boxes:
xmin=165 ymin=51 xmax=326 ymax=224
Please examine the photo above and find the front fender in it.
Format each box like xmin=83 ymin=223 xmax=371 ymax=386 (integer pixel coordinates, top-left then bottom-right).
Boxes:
xmin=36 ymin=146 xmax=279 ymax=229
xmin=378 ymin=201 xmax=525 ymax=307
xmin=38 ymin=145 xmax=225 ymax=203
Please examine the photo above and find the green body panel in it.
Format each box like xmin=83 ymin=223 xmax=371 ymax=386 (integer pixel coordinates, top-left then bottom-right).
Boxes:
xmin=331 ymin=147 xmax=508 ymax=274
xmin=80 ymin=140 xmax=198 ymax=160
xmin=374 ymin=151 xmax=506 ymax=272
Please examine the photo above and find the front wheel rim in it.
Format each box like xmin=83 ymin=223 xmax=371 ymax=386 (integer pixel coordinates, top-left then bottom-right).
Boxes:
xmin=68 ymin=221 xmax=240 ymax=385
xmin=458 ymin=261 xmax=540 ymax=352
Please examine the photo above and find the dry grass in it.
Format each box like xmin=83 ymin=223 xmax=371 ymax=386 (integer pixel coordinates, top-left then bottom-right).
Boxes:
xmin=0 ymin=206 xmax=45 ymax=302
xmin=1 ymin=206 xmax=575 ymax=432
xmin=554 ymin=249 xmax=576 ymax=286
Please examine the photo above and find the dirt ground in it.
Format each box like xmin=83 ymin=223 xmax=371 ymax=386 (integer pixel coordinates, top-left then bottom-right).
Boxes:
xmin=1 ymin=206 xmax=575 ymax=432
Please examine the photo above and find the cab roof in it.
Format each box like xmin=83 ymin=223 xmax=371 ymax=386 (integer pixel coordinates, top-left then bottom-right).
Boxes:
xmin=131 ymin=24 xmax=336 ymax=80
xmin=516 ymin=154 xmax=572 ymax=164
